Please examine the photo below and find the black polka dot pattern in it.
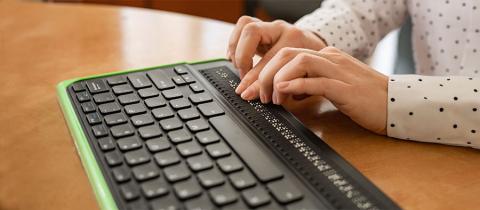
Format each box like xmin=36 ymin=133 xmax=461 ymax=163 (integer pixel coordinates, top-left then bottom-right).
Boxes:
xmin=295 ymin=1 xmax=480 ymax=148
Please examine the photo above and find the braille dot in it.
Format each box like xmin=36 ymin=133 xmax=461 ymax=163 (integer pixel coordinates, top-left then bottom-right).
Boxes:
xmin=424 ymin=97 xmax=428 ymax=100
xmin=453 ymin=124 xmax=458 ymax=128
xmin=418 ymin=78 xmax=423 ymax=81
xmin=390 ymin=124 xmax=395 ymax=127
xmin=447 ymin=78 xmax=451 ymax=81
xmin=471 ymin=130 xmax=476 ymax=134
xmin=473 ymin=108 xmax=478 ymax=112
xmin=390 ymin=98 xmax=395 ymax=102
xmin=474 ymin=89 xmax=478 ymax=92
xmin=453 ymin=97 xmax=458 ymax=100
xmin=407 ymin=85 xmax=411 ymax=88
xmin=409 ymin=112 xmax=413 ymax=116
xmin=390 ymin=79 xmax=395 ymax=82
xmin=439 ymin=108 xmax=444 ymax=112
xmin=469 ymin=77 xmax=473 ymax=80
xmin=439 ymin=84 xmax=444 ymax=87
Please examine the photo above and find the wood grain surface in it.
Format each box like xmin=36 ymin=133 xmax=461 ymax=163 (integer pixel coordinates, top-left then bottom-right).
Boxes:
xmin=1 ymin=1 xmax=479 ymax=210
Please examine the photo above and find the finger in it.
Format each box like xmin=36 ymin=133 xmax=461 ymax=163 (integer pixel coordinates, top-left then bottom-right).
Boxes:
xmin=235 ymin=22 xmax=283 ymax=78
xmin=275 ymin=78 xmax=350 ymax=105
xmin=235 ymin=43 xmax=284 ymax=94
xmin=240 ymin=80 xmax=260 ymax=101
xmin=258 ymin=48 xmax=326 ymax=103
xmin=228 ymin=16 xmax=259 ymax=65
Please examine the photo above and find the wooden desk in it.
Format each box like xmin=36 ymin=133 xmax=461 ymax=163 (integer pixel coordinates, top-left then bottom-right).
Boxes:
xmin=1 ymin=1 xmax=479 ymax=210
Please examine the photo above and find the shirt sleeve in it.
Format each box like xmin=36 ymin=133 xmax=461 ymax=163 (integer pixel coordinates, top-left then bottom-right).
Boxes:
xmin=294 ymin=0 xmax=408 ymax=60
xmin=387 ymin=75 xmax=480 ymax=149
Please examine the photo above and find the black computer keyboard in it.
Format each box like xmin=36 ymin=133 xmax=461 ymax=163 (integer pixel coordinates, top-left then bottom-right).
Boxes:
xmin=67 ymin=61 xmax=400 ymax=210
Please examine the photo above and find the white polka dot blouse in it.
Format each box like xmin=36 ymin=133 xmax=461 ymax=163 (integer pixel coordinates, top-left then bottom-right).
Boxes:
xmin=295 ymin=0 xmax=480 ymax=148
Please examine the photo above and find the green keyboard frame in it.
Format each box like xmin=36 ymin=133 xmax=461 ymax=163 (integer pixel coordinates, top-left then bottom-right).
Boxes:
xmin=56 ymin=58 xmax=225 ymax=210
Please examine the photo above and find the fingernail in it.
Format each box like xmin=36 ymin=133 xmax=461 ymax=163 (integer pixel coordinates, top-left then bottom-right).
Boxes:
xmin=260 ymin=93 xmax=265 ymax=103
xmin=241 ymin=88 xmax=253 ymax=100
xmin=235 ymin=83 xmax=244 ymax=94
xmin=272 ymin=91 xmax=278 ymax=104
xmin=277 ymin=82 xmax=289 ymax=90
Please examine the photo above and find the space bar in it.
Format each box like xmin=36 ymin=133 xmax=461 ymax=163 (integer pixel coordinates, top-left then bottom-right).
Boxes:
xmin=209 ymin=115 xmax=284 ymax=182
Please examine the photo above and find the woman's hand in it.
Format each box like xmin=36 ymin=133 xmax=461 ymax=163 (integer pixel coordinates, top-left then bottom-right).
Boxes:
xmin=244 ymin=47 xmax=389 ymax=135
xmin=227 ymin=16 xmax=326 ymax=94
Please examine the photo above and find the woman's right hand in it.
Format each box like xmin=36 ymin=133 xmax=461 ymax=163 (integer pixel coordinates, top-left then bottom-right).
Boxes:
xmin=227 ymin=16 xmax=327 ymax=100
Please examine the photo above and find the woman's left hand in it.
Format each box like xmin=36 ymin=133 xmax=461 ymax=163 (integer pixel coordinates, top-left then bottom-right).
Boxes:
xmin=238 ymin=46 xmax=389 ymax=135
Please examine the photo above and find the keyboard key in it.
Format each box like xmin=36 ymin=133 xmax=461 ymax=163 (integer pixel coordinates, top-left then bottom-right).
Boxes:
xmin=124 ymin=103 xmax=147 ymax=115
xmin=117 ymin=136 xmax=142 ymax=151
xmin=93 ymin=92 xmax=115 ymax=104
xmin=205 ymin=142 xmax=231 ymax=158
xmin=210 ymin=115 xmax=284 ymax=182
xmin=98 ymin=137 xmax=115 ymax=151
xmin=141 ymin=178 xmax=169 ymax=198
xmin=222 ymin=200 xmax=249 ymax=210
xmin=164 ymin=162 xmax=191 ymax=182
xmin=150 ymin=194 xmax=181 ymax=210
xmin=267 ymin=179 xmax=303 ymax=204
xmin=105 ymin=150 xmax=123 ymax=166
xmin=86 ymin=112 xmax=102 ymax=125
xmin=160 ymin=117 xmax=183 ymax=131
xmin=189 ymin=93 xmax=212 ymax=104
xmin=242 ymin=186 xmax=271 ymax=208
xmin=217 ymin=155 xmax=243 ymax=173
xmin=162 ymin=88 xmax=183 ymax=100
xmin=286 ymin=199 xmax=317 ymax=210
xmin=174 ymin=66 xmax=189 ymax=75
xmin=127 ymin=200 xmax=149 ymax=210
xmin=138 ymin=87 xmax=160 ymax=98
xmin=197 ymin=168 xmax=225 ymax=188
xmin=98 ymin=102 xmax=121 ymax=114
xmin=120 ymin=181 xmax=140 ymax=201
xmin=138 ymin=124 xmax=163 ymax=139
xmin=209 ymin=184 xmax=237 ymax=206
xmin=76 ymin=91 xmax=90 ymax=102
xmin=189 ymin=83 xmax=204 ymax=93
xmin=110 ymin=124 xmax=135 ymax=138
xmin=167 ymin=129 xmax=192 ymax=144
xmin=152 ymin=106 xmax=174 ymax=119
xmin=172 ymin=76 xmax=187 ymax=85
xmin=106 ymin=75 xmax=127 ymax=86
xmin=195 ymin=130 xmax=220 ymax=145
xmin=186 ymin=119 xmax=209 ymax=132
xmin=131 ymin=113 xmax=154 ymax=127
xmin=86 ymin=79 xmax=108 ymax=94
xmin=104 ymin=113 xmax=128 ymax=126
xmin=146 ymin=137 xmax=171 ymax=152
xmin=198 ymin=102 xmax=224 ymax=117
xmin=81 ymin=102 xmax=96 ymax=113
xmin=154 ymin=149 xmax=181 ymax=167
xmin=185 ymin=194 xmax=215 ymax=210
xmin=118 ymin=93 xmax=140 ymax=105
xmin=169 ymin=98 xmax=191 ymax=110
xmin=177 ymin=141 xmax=202 ymax=157
xmin=72 ymin=82 xmax=85 ymax=92
xmin=145 ymin=96 xmax=166 ymax=108
xmin=181 ymin=73 xmax=196 ymax=84
xmin=229 ymin=170 xmax=257 ymax=190
xmin=128 ymin=74 xmax=152 ymax=89
xmin=92 ymin=124 xmax=108 ymax=137
xmin=177 ymin=108 xmax=200 ymax=121
xmin=186 ymin=154 xmax=213 ymax=172
xmin=112 ymin=84 xmax=134 ymax=95
xmin=125 ymin=148 xmax=150 ymax=166
xmin=132 ymin=162 xmax=160 ymax=181
xmin=147 ymin=71 xmax=175 ymax=90
xmin=112 ymin=165 xmax=131 ymax=182
xmin=173 ymin=178 xmax=203 ymax=200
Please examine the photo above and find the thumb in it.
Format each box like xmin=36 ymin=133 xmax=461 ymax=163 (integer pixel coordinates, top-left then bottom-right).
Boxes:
xmin=275 ymin=77 xmax=350 ymax=105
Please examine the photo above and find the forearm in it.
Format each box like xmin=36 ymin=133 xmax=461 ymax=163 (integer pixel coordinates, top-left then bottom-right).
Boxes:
xmin=387 ymin=75 xmax=480 ymax=148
